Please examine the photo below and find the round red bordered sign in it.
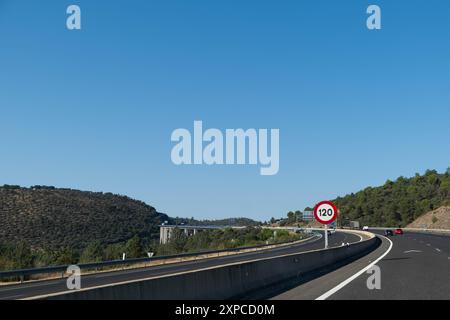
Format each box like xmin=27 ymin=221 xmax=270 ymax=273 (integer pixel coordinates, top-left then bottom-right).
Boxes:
xmin=314 ymin=200 xmax=338 ymax=225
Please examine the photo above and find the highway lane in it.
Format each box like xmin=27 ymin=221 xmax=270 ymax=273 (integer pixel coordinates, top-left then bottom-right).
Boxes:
xmin=0 ymin=231 xmax=361 ymax=300
xmin=328 ymin=231 xmax=450 ymax=300
xmin=272 ymin=230 xmax=450 ymax=300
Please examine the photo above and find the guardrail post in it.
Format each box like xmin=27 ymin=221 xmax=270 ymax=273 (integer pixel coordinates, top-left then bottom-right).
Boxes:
xmin=20 ymin=275 xmax=24 ymax=284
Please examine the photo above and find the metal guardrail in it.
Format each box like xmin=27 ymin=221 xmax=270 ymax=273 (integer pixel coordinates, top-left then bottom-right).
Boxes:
xmin=0 ymin=234 xmax=320 ymax=282
xmin=367 ymin=227 xmax=450 ymax=235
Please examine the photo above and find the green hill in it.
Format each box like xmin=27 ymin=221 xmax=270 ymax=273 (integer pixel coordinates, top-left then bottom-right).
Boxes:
xmin=0 ymin=185 xmax=170 ymax=251
xmin=0 ymin=185 xmax=261 ymax=271
xmin=0 ymin=185 xmax=260 ymax=252
xmin=334 ymin=169 xmax=450 ymax=227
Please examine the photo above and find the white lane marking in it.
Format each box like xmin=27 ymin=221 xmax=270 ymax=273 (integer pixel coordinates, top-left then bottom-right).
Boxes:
xmin=427 ymin=244 xmax=431 ymax=246
xmin=315 ymin=235 xmax=393 ymax=301
xmin=436 ymin=248 xmax=441 ymax=252
xmin=404 ymin=250 xmax=422 ymax=254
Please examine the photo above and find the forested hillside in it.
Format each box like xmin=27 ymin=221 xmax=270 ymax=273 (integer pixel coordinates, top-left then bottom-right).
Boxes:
xmin=334 ymin=169 xmax=450 ymax=227
xmin=0 ymin=185 xmax=262 ymax=271
xmin=0 ymin=186 xmax=169 ymax=250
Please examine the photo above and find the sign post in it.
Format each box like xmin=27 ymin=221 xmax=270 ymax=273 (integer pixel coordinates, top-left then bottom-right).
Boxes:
xmin=314 ymin=200 xmax=338 ymax=249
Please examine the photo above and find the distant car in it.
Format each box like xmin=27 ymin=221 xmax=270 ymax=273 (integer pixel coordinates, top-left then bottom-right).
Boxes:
xmin=362 ymin=226 xmax=369 ymax=231
xmin=394 ymin=228 xmax=404 ymax=235
xmin=384 ymin=230 xmax=393 ymax=236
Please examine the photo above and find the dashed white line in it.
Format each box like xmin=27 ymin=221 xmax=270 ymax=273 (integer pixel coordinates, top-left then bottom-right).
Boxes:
xmin=404 ymin=250 xmax=422 ymax=254
xmin=435 ymin=248 xmax=441 ymax=253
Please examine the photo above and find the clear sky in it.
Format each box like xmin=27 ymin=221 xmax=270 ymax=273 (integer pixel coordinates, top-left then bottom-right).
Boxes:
xmin=1 ymin=0 xmax=449 ymax=221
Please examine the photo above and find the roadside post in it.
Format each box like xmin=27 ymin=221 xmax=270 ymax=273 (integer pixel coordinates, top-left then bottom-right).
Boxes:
xmin=314 ymin=200 xmax=338 ymax=249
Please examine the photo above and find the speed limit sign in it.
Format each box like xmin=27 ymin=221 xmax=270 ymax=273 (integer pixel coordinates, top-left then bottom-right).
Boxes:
xmin=314 ymin=200 xmax=338 ymax=225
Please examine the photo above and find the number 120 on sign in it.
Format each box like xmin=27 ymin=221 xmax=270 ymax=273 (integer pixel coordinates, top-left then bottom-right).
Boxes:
xmin=314 ymin=201 xmax=338 ymax=225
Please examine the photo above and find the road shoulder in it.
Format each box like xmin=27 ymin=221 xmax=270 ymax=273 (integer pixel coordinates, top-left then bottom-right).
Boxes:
xmin=270 ymin=235 xmax=391 ymax=300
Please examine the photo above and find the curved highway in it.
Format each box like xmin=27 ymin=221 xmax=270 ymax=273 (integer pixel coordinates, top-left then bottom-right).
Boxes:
xmin=328 ymin=231 xmax=450 ymax=300
xmin=0 ymin=230 xmax=361 ymax=300
xmin=271 ymin=230 xmax=450 ymax=300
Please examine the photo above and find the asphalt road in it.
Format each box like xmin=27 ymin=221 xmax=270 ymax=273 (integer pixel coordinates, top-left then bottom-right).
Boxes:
xmin=272 ymin=231 xmax=450 ymax=300
xmin=329 ymin=231 xmax=450 ymax=300
xmin=0 ymin=231 xmax=360 ymax=300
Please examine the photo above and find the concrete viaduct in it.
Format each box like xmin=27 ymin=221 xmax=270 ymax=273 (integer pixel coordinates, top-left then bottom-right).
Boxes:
xmin=159 ymin=225 xmax=247 ymax=244
xmin=158 ymin=224 xmax=317 ymax=244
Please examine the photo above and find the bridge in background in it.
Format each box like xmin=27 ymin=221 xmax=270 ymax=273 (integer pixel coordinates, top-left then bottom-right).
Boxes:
xmin=159 ymin=224 xmax=324 ymax=244
xmin=159 ymin=225 xmax=247 ymax=244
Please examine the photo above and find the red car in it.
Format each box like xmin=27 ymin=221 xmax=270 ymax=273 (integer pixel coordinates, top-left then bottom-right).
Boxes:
xmin=394 ymin=228 xmax=404 ymax=235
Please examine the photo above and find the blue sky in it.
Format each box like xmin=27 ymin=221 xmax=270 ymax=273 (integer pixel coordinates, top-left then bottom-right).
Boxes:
xmin=0 ymin=0 xmax=449 ymax=221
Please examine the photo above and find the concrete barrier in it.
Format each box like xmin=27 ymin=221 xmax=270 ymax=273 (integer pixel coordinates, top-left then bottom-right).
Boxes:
xmin=40 ymin=233 xmax=378 ymax=300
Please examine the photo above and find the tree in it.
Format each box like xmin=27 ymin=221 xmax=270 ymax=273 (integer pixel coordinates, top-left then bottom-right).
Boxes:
xmin=287 ymin=211 xmax=296 ymax=224
xmin=79 ymin=241 xmax=103 ymax=263
xmin=12 ymin=241 xmax=33 ymax=270
xmin=55 ymin=248 xmax=78 ymax=265
xmin=440 ymin=176 xmax=450 ymax=198
xmin=125 ymin=235 xmax=144 ymax=258
xmin=167 ymin=228 xmax=187 ymax=253
xmin=185 ymin=230 xmax=212 ymax=251
xmin=104 ymin=243 xmax=125 ymax=261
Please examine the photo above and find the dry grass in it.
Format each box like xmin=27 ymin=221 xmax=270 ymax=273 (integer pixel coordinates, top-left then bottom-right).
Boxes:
xmin=407 ymin=206 xmax=450 ymax=229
